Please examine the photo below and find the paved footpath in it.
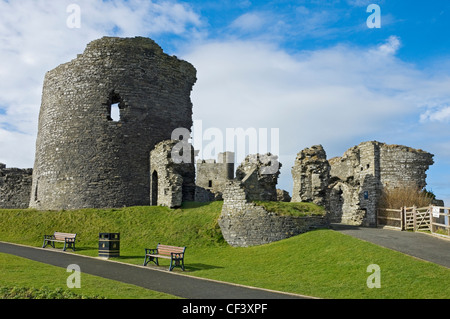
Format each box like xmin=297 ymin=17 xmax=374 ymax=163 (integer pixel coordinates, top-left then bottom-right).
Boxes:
xmin=1 ymin=225 xmax=449 ymax=299
xmin=331 ymin=224 xmax=450 ymax=268
xmin=0 ymin=241 xmax=308 ymax=299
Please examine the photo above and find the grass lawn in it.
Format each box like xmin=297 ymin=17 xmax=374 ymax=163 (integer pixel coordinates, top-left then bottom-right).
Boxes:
xmin=0 ymin=201 xmax=449 ymax=299
xmin=0 ymin=253 xmax=179 ymax=299
xmin=253 ymin=201 xmax=326 ymax=216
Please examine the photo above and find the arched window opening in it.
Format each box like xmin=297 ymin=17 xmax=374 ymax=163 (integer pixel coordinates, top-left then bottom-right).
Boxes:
xmin=110 ymin=103 xmax=120 ymax=122
xmin=151 ymin=170 xmax=158 ymax=206
xmin=107 ymin=91 xmax=125 ymax=122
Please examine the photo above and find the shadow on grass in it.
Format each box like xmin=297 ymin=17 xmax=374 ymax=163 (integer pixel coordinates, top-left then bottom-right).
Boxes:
xmin=185 ymin=263 xmax=224 ymax=272
xmin=180 ymin=201 xmax=223 ymax=209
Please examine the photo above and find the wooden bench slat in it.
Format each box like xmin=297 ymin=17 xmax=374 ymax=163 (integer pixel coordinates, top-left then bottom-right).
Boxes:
xmin=54 ymin=232 xmax=76 ymax=238
xmin=145 ymin=254 xmax=172 ymax=259
xmin=158 ymin=248 xmax=185 ymax=254
xmin=42 ymin=231 xmax=77 ymax=251
xmin=143 ymin=244 xmax=186 ymax=271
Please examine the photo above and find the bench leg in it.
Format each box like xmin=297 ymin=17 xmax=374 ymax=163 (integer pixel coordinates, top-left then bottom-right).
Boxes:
xmin=65 ymin=241 xmax=76 ymax=252
xmin=169 ymin=258 xmax=185 ymax=271
xmin=144 ymin=256 xmax=159 ymax=267
xmin=42 ymin=239 xmax=54 ymax=249
xmin=143 ymin=255 xmax=148 ymax=266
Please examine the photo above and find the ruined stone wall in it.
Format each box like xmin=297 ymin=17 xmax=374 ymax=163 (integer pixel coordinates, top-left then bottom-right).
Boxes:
xmin=150 ymin=140 xmax=195 ymax=208
xmin=378 ymin=144 xmax=434 ymax=190
xmin=327 ymin=141 xmax=433 ymax=226
xmin=291 ymin=145 xmax=330 ymax=206
xmin=0 ymin=163 xmax=32 ymax=209
xmin=30 ymin=37 xmax=196 ymax=210
xmin=195 ymin=152 xmax=234 ymax=200
xmin=292 ymin=141 xmax=434 ymax=227
xmin=235 ymin=153 xmax=280 ymax=201
xmin=327 ymin=141 xmax=381 ymax=226
xmin=219 ymin=180 xmax=329 ymax=247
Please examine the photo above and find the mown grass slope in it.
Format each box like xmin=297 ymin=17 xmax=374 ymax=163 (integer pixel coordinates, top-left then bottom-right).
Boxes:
xmin=0 ymin=201 xmax=449 ymax=299
xmin=0 ymin=253 xmax=178 ymax=299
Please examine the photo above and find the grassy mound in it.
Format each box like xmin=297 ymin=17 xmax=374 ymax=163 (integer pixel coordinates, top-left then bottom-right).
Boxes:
xmin=253 ymin=201 xmax=326 ymax=216
xmin=1 ymin=201 xmax=449 ymax=299
xmin=0 ymin=202 xmax=225 ymax=256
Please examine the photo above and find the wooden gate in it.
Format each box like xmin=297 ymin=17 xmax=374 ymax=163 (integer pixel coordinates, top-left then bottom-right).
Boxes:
xmin=378 ymin=205 xmax=450 ymax=238
xmin=429 ymin=206 xmax=450 ymax=237
xmin=377 ymin=208 xmax=403 ymax=230
xmin=404 ymin=206 xmax=431 ymax=231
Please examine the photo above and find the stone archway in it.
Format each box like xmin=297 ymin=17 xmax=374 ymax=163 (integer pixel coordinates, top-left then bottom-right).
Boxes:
xmin=151 ymin=170 xmax=158 ymax=206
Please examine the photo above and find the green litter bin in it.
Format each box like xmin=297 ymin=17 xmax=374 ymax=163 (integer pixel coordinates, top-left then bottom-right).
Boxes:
xmin=99 ymin=233 xmax=120 ymax=258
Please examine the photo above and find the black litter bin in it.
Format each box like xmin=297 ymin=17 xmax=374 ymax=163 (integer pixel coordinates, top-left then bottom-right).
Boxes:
xmin=99 ymin=233 xmax=120 ymax=258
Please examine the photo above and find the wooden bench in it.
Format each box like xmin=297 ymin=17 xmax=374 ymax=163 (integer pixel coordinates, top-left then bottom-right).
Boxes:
xmin=42 ymin=232 xmax=77 ymax=251
xmin=143 ymin=244 xmax=186 ymax=271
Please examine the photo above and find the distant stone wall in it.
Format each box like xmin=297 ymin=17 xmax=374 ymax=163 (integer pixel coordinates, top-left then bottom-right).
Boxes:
xmin=195 ymin=152 xmax=234 ymax=200
xmin=219 ymin=181 xmax=329 ymax=247
xmin=0 ymin=163 xmax=32 ymax=209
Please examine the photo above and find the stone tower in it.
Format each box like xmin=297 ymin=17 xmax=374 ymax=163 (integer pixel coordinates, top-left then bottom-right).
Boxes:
xmin=29 ymin=37 xmax=197 ymax=210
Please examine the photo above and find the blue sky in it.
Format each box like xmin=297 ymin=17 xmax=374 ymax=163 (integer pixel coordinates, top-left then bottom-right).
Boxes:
xmin=0 ymin=0 xmax=449 ymax=204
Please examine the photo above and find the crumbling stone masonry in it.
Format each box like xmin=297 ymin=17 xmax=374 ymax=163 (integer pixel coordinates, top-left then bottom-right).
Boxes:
xmin=29 ymin=37 xmax=196 ymax=210
xmin=276 ymin=189 xmax=291 ymax=202
xmin=218 ymin=153 xmax=329 ymax=247
xmin=150 ymin=140 xmax=196 ymax=208
xmin=0 ymin=164 xmax=32 ymax=209
xmin=235 ymin=153 xmax=281 ymax=201
xmin=291 ymin=145 xmax=330 ymax=206
xmin=292 ymin=141 xmax=434 ymax=227
xmin=219 ymin=180 xmax=329 ymax=247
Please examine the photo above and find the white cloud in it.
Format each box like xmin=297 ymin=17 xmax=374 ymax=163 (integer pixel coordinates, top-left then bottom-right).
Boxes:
xmin=373 ymin=35 xmax=401 ymax=56
xmin=230 ymin=12 xmax=268 ymax=33
xmin=420 ymin=106 xmax=450 ymax=122
xmin=182 ymin=37 xmax=450 ymax=195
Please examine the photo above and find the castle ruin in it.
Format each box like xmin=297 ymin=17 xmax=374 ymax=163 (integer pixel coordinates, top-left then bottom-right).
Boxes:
xmin=29 ymin=37 xmax=196 ymax=210
xmin=292 ymin=141 xmax=435 ymax=226
xmin=0 ymin=36 xmax=440 ymax=247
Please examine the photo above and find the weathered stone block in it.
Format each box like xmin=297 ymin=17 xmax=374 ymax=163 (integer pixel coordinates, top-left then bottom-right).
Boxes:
xmin=0 ymin=164 xmax=32 ymax=209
